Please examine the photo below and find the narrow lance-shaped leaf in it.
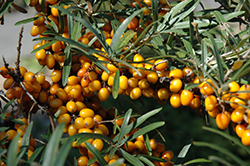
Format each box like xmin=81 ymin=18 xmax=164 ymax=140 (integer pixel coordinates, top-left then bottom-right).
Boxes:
xmin=112 ymin=70 xmax=120 ymax=99
xmin=213 ymin=11 xmax=226 ymax=23
xmin=201 ymin=39 xmax=208 ymax=73
xmin=119 ymin=149 xmax=144 ymax=166
xmin=113 ymin=107 xmax=162 ymax=142
xmin=127 ymin=122 xmax=165 ymax=142
xmin=151 ymin=0 xmax=158 ymax=32
xmin=62 ymin=46 xmax=72 ymax=86
xmin=28 ymin=145 xmax=45 ymax=163
xmin=0 ymin=0 xmax=13 ymax=17
xmin=183 ymin=158 xmax=211 ymax=165
xmin=138 ymin=155 xmax=155 ymax=166
xmin=31 ymin=40 xmax=57 ymax=54
xmin=85 ymin=142 xmax=108 ymax=165
xmin=42 ymin=123 xmax=66 ymax=166
xmin=117 ymin=109 xmax=132 ymax=145
xmin=7 ymin=133 xmax=21 ymax=166
xmin=15 ymin=17 xmax=37 ymax=26
xmin=54 ymin=6 xmax=109 ymax=53
xmin=110 ymin=8 xmax=143 ymax=55
xmin=174 ymin=141 xmax=192 ymax=166
xmin=205 ymin=32 xmax=224 ymax=84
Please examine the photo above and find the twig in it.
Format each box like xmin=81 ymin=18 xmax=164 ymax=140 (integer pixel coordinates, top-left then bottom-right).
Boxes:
xmin=48 ymin=113 xmax=56 ymax=131
xmin=15 ymin=26 xmax=24 ymax=79
xmin=86 ymin=0 xmax=93 ymax=15
xmin=27 ymin=102 xmax=36 ymax=125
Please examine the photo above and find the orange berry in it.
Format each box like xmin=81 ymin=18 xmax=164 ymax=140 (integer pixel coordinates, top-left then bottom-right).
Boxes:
xmin=231 ymin=107 xmax=245 ymax=123
xmin=169 ymin=69 xmax=183 ymax=79
xmin=180 ymin=90 xmax=193 ymax=106
xmin=6 ymin=129 xmax=17 ymax=140
xmin=241 ymin=129 xmax=250 ymax=146
xmin=66 ymin=101 xmax=78 ymax=113
xmin=130 ymin=87 xmax=142 ymax=100
xmin=58 ymin=113 xmax=71 ymax=124
xmin=169 ymin=78 xmax=182 ymax=93
xmin=77 ymin=156 xmax=89 ymax=166
xmin=216 ymin=113 xmax=230 ymax=130
xmin=147 ymin=71 xmax=158 ymax=84
xmin=79 ymin=108 xmax=95 ymax=118
xmin=154 ymin=59 xmax=168 ymax=71
xmin=205 ymin=95 xmax=217 ymax=111
xmin=157 ymin=88 xmax=170 ymax=101
xmin=67 ymin=76 xmax=79 ymax=85
xmin=24 ymin=71 xmax=36 ymax=83
xmin=235 ymin=124 xmax=247 ymax=138
xmin=189 ymin=98 xmax=201 ymax=110
xmin=92 ymin=139 xmax=104 ymax=151
xmin=49 ymin=98 xmax=63 ymax=108
xmin=98 ymin=88 xmax=109 ymax=101
xmin=128 ymin=17 xmax=139 ymax=30
xmin=68 ymin=124 xmax=78 ymax=136
xmin=170 ymin=93 xmax=181 ymax=108
xmin=88 ymin=80 xmax=101 ymax=92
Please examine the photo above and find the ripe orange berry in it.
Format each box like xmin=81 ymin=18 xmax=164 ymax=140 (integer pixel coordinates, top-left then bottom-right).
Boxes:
xmin=49 ymin=83 xmax=60 ymax=95
xmin=147 ymin=71 xmax=158 ymax=84
xmin=138 ymin=78 xmax=150 ymax=90
xmin=68 ymin=124 xmax=78 ymax=136
xmin=6 ymin=88 xmax=15 ymax=100
xmin=6 ymin=129 xmax=17 ymax=140
xmin=128 ymin=17 xmax=139 ymax=30
xmin=189 ymin=97 xmax=201 ymax=110
xmin=130 ymin=87 xmax=142 ymax=100
xmin=157 ymin=88 xmax=170 ymax=101
xmin=83 ymin=117 xmax=95 ymax=128
xmin=170 ymin=93 xmax=181 ymax=108
xmin=119 ymin=75 xmax=129 ymax=90
xmin=3 ymin=78 xmax=14 ymax=90
xmin=142 ymin=87 xmax=154 ymax=98
xmin=49 ymin=98 xmax=63 ymax=108
xmin=58 ymin=113 xmax=71 ymax=124
xmin=77 ymin=156 xmax=89 ymax=166
xmin=56 ymin=88 xmax=68 ymax=102
xmin=231 ymin=107 xmax=245 ymax=123
xmin=51 ymin=70 xmax=62 ymax=83
xmin=92 ymin=139 xmax=104 ymax=151
xmin=133 ymin=54 xmax=144 ymax=62
xmin=88 ymin=80 xmax=101 ymax=92
xmin=24 ymin=71 xmax=36 ymax=83
xmin=162 ymin=150 xmax=174 ymax=160
xmin=155 ymin=142 xmax=165 ymax=153
xmin=17 ymin=125 xmax=27 ymax=137
xmin=169 ymin=69 xmax=183 ymax=79
xmin=79 ymin=108 xmax=95 ymax=118
xmin=199 ymin=79 xmax=215 ymax=95
xmin=150 ymin=139 xmax=158 ymax=150
xmin=66 ymin=101 xmax=78 ymax=113
xmin=98 ymin=88 xmax=109 ymax=101
xmin=180 ymin=90 xmax=193 ymax=106
xmin=134 ymin=140 xmax=144 ymax=152
xmin=154 ymin=59 xmax=168 ymax=71
xmin=67 ymin=76 xmax=79 ymax=85
xmin=107 ymin=73 xmax=115 ymax=86
xmin=169 ymin=78 xmax=182 ymax=93
xmin=235 ymin=124 xmax=247 ymax=138
xmin=182 ymin=67 xmax=194 ymax=78
xmin=216 ymin=113 xmax=230 ymax=130
xmin=241 ymin=129 xmax=250 ymax=146
xmin=128 ymin=77 xmax=138 ymax=88
xmin=205 ymin=95 xmax=217 ymax=111
xmin=101 ymin=71 xmax=110 ymax=82
xmin=228 ymin=81 xmax=240 ymax=92
xmin=45 ymin=54 xmax=56 ymax=69
xmin=95 ymin=124 xmax=109 ymax=136
xmin=123 ymin=141 xmax=135 ymax=153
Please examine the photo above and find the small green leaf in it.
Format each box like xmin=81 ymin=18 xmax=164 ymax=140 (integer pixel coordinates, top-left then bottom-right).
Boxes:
xmin=114 ymin=30 xmax=136 ymax=53
xmin=54 ymin=137 xmax=75 ymax=166
xmin=174 ymin=141 xmax=192 ymax=166
xmin=127 ymin=122 xmax=165 ymax=142
xmin=7 ymin=133 xmax=21 ymax=166
xmin=183 ymin=158 xmax=211 ymax=165
xmin=110 ymin=9 xmax=143 ymax=54
xmin=113 ymin=108 xmax=162 ymax=142
xmin=112 ymin=70 xmax=120 ymax=99
xmin=24 ymin=0 xmax=30 ymax=5
xmin=0 ymin=127 xmax=9 ymax=132
xmin=28 ymin=146 xmax=45 ymax=163
xmin=138 ymin=155 xmax=155 ymax=166
xmin=0 ymin=0 xmax=14 ymax=17
xmin=213 ymin=11 xmax=226 ymax=23
xmin=117 ymin=109 xmax=132 ymax=144
xmin=184 ymin=83 xmax=200 ymax=90
xmin=205 ymin=32 xmax=224 ymax=84
xmin=15 ymin=17 xmax=36 ymax=26
xmin=144 ymin=134 xmax=152 ymax=156
xmin=120 ymin=149 xmax=144 ymax=166
xmin=2 ymin=99 xmax=15 ymax=113
xmin=31 ymin=40 xmax=57 ymax=54
xmin=223 ymin=11 xmax=245 ymax=22
xmin=109 ymin=158 xmax=125 ymax=166
xmin=201 ymin=39 xmax=208 ymax=73
xmin=42 ymin=123 xmax=65 ymax=166
xmin=85 ymin=142 xmax=108 ymax=165
xmin=71 ymin=13 xmax=82 ymax=41
xmin=193 ymin=141 xmax=248 ymax=166
xmin=62 ymin=46 xmax=72 ymax=86
xmin=151 ymin=0 xmax=158 ymax=31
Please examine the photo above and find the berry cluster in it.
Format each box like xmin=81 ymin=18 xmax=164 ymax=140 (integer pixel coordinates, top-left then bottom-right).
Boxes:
xmin=1 ymin=0 xmax=250 ymax=165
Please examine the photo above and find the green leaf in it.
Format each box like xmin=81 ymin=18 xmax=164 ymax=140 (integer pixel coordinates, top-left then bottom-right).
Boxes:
xmin=7 ymin=133 xmax=21 ymax=166
xmin=110 ymin=9 xmax=143 ymax=55
xmin=31 ymin=40 xmax=57 ymax=54
xmin=71 ymin=13 xmax=82 ymax=41
xmin=54 ymin=137 xmax=75 ymax=166
xmin=223 ymin=11 xmax=245 ymax=22
xmin=17 ymin=122 xmax=33 ymax=163
xmin=45 ymin=16 xmax=59 ymax=33
xmin=145 ymin=134 xmax=152 ymax=156
xmin=54 ymin=6 xmax=108 ymax=53
xmin=150 ymin=35 xmax=166 ymax=56
xmin=2 ymin=99 xmax=15 ymax=113
xmin=127 ymin=122 xmax=165 ymax=142
xmin=28 ymin=146 xmax=45 ymax=163
xmin=202 ymin=126 xmax=250 ymax=155
xmin=114 ymin=30 xmax=136 ymax=53
xmin=62 ymin=46 xmax=72 ymax=86
xmin=151 ymin=0 xmax=158 ymax=31
xmin=24 ymin=0 xmax=30 ymax=5
xmin=193 ymin=141 xmax=248 ymax=166
xmin=113 ymin=57 xmax=141 ymax=77
xmin=213 ymin=11 xmax=226 ymax=23
xmin=85 ymin=142 xmax=108 ymax=165
xmin=42 ymin=123 xmax=65 ymax=166
xmin=174 ymin=141 xmax=192 ymax=166
xmin=183 ymin=158 xmax=211 ymax=165
xmin=0 ymin=0 xmax=14 ymax=17
xmin=184 ymin=83 xmax=200 ymax=90
xmin=119 ymin=149 xmax=144 ymax=166
xmin=138 ymin=155 xmax=155 ymax=166
xmin=205 ymin=32 xmax=224 ymax=84
xmin=112 ymin=70 xmax=120 ymax=99
xmin=117 ymin=109 xmax=132 ymax=144
xmin=235 ymin=36 xmax=250 ymax=49
xmin=113 ymin=108 xmax=162 ymax=142
xmin=0 ymin=127 xmax=9 ymax=132
xmin=201 ymin=39 xmax=208 ymax=73
xmin=72 ymin=133 xmax=114 ymax=145
xmin=15 ymin=17 xmax=36 ymax=26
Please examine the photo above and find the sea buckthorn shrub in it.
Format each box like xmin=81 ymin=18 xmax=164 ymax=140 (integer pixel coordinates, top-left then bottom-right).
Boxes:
xmin=1 ymin=0 xmax=250 ymax=165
